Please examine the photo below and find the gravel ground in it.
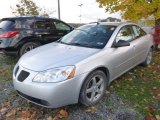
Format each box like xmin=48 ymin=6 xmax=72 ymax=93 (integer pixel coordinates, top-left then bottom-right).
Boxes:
xmin=0 ymin=81 xmax=144 ymax=120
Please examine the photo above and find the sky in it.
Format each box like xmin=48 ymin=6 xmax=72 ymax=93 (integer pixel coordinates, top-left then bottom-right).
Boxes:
xmin=0 ymin=0 xmax=121 ymax=23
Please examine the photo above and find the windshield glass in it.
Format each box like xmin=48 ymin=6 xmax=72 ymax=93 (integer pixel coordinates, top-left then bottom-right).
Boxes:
xmin=60 ymin=24 xmax=116 ymax=49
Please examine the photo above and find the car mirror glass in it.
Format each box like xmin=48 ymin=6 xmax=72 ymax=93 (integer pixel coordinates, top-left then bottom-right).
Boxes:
xmin=114 ymin=40 xmax=130 ymax=47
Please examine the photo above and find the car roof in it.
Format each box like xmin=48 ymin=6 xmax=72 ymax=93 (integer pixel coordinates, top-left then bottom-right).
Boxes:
xmin=1 ymin=16 xmax=59 ymax=21
xmin=88 ymin=22 xmax=135 ymax=27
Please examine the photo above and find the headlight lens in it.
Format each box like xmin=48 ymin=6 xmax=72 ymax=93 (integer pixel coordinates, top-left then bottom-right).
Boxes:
xmin=33 ymin=66 xmax=75 ymax=83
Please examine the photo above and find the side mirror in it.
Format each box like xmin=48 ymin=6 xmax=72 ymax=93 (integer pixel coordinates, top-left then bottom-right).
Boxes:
xmin=70 ymin=27 xmax=74 ymax=31
xmin=114 ymin=40 xmax=130 ymax=47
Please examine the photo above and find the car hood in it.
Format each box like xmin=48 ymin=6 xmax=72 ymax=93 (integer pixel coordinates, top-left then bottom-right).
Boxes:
xmin=19 ymin=43 xmax=100 ymax=71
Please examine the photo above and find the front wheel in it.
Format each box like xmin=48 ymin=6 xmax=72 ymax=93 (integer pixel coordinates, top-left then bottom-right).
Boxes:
xmin=141 ymin=48 xmax=152 ymax=67
xmin=79 ymin=70 xmax=107 ymax=106
xmin=19 ymin=42 xmax=41 ymax=57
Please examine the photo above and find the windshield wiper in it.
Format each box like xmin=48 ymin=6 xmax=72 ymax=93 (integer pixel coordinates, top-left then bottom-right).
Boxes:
xmin=68 ymin=42 xmax=96 ymax=48
xmin=58 ymin=41 xmax=97 ymax=48
xmin=56 ymin=38 xmax=63 ymax=43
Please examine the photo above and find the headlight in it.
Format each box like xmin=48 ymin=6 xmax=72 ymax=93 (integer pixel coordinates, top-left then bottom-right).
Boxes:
xmin=33 ymin=66 xmax=76 ymax=83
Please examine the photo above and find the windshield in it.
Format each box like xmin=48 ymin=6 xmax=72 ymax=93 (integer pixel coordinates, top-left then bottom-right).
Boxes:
xmin=59 ymin=25 xmax=116 ymax=49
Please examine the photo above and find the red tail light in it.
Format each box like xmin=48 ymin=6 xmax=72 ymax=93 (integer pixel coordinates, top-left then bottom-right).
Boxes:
xmin=0 ymin=31 xmax=20 ymax=38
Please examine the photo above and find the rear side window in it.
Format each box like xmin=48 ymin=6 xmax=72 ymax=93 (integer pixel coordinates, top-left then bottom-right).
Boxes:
xmin=34 ymin=20 xmax=56 ymax=29
xmin=15 ymin=19 xmax=34 ymax=29
xmin=0 ymin=20 xmax=14 ymax=29
xmin=132 ymin=25 xmax=146 ymax=38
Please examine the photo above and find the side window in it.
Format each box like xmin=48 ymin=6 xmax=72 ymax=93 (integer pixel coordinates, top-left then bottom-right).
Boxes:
xmin=15 ymin=19 xmax=34 ymax=29
xmin=132 ymin=25 xmax=146 ymax=38
xmin=54 ymin=21 xmax=70 ymax=31
xmin=34 ymin=20 xmax=56 ymax=29
xmin=116 ymin=26 xmax=133 ymax=42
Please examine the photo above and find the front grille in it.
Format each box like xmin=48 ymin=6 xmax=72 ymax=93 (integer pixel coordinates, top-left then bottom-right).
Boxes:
xmin=17 ymin=91 xmax=50 ymax=106
xmin=17 ymin=70 xmax=30 ymax=82
xmin=15 ymin=66 xmax=19 ymax=77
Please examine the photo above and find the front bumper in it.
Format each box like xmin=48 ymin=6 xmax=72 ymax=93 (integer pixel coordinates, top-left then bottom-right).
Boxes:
xmin=13 ymin=64 xmax=88 ymax=108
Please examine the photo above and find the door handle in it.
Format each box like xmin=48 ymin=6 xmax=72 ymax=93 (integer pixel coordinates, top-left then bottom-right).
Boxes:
xmin=58 ymin=33 xmax=64 ymax=35
xmin=133 ymin=45 xmax=136 ymax=50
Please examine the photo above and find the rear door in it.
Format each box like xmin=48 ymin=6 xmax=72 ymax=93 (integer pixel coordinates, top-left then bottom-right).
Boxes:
xmin=130 ymin=25 xmax=149 ymax=65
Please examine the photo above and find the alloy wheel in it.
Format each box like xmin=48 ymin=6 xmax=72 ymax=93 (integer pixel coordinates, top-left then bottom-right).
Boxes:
xmin=85 ymin=75 xmax=105 ymax=102
xmin=24 ymin=45 xmax=36 ymax=54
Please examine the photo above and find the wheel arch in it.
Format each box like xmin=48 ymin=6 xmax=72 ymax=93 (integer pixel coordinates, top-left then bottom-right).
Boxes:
xmin=78 ymin=66 xmax=110 ymax=102
xmin=15 ymin=37 xmax=43 ymax=55
xmin=15 ymin=36 xmax=43 ymax=49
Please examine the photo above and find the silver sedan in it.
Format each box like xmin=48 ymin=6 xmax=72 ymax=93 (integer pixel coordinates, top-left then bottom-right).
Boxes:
xmin=13 ymin=22 xmax=153 ymax=108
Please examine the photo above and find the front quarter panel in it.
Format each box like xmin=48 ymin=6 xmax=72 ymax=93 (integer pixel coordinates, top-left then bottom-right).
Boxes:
xmin=75 ymin=49 xmax=116 ymax=83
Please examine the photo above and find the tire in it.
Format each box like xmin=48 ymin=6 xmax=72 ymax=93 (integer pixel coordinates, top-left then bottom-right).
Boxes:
xmin=79 ymin=70 xmax=107 ymax=106
xmin=19 ymin=42 xmax=41 ymax=57
xmin=141 ymin=48 xmax=152 ymax=67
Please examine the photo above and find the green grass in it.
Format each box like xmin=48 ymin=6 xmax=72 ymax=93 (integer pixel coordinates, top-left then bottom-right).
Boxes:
xmin=0 ymin=55 xmax=17 ymax=81
xmin=111 ymin=51 xmax=160 ymax=116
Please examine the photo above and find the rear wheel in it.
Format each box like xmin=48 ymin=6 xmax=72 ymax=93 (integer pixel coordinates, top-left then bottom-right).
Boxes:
xmin=141 ymin=48 xmax=152 ymax=67
xmin=80 ymin=70 xmax=107 ymax=106
xmin=19 ymin=42 xmax=41 ymax=56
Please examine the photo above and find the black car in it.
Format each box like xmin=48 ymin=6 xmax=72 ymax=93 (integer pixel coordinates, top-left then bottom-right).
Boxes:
xmin=0 ymin=16 xmax=73 ymax=56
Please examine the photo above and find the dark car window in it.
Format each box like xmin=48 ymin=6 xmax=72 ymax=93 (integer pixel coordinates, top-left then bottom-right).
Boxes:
xmin=116 ymin=26 xmax=134 ymax=42
xmin=54 ymin=21 xmax=71 ymax=31
xmin=60 ymin=25 xmax=116 ymax=49
xmin=0 ymin=20 xmax=14 ymax=29
xmin=132 ymin=25 xmax=146 ymax=38
xmin=34 ymin=20 xmax=56 ymax=29
xmin=15 ymin=19 xmax=34 ymax=29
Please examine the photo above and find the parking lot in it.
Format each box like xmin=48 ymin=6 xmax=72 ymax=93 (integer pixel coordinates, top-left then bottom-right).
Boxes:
xmin=0 ymin=55 xmax=145 ymax=120
xmin=0 ymin=51 xmax=160 ymax=119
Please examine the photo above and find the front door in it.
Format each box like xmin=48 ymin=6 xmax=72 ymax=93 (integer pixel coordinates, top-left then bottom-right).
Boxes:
xmin=53 ymin=20 xmax=72 ymax=39
xmin=109 ymin=26 xmax=135 ymax=80
xmin=34 ymin=19 xmax=58 ymax=44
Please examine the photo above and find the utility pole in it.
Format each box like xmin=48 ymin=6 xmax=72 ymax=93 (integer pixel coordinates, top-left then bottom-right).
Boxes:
xmin=58 ymin=0 xmax=61 ymax=19
xmin=78 ymin=4 xmax=83 ymax=23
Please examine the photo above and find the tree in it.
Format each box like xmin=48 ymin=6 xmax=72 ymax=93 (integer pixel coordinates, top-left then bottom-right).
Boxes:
xmin=96 ymin=0 xmax=160 ymax=26
xmin=11 ymin=0 xmax=53 ymax=17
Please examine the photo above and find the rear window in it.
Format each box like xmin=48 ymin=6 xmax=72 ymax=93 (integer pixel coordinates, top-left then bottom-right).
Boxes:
xmin=0 ymin=19 xmax=34 ymax=29
xmin=0 ymin=20 xmax=14 ymax=29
